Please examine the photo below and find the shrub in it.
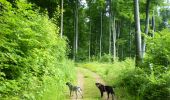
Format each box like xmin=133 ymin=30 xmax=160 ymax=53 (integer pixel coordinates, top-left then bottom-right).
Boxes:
xmin=0 ymin=0 xmax=75 ymax=99
xmin=117 ymin=68 xmax=170 ymax=100
xmin=99 ymin=53 xmax=113 ymax=62
xmin=117 ymin=68 xmax=149 ymax=96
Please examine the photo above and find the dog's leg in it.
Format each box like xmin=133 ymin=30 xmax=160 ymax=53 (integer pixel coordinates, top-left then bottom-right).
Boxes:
xmin=70 ymin=90 xmax=72 ymax=97
xmin=78 ymin=89 xmax=83 ymax=98
xmin=100 ymin=91 xmax=103 ymax=98
xmin=111 ymin=94 xmax=114 ymax=100
xmin=75 ymin=91 xmax=78 ymax=99
xmin=107 ymin=92 xmax=109 ymax=100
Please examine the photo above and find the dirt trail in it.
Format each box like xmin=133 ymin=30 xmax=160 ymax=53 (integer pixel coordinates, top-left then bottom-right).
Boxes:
xmin=71 ymin=68 xmax=84 ymax=100
xmin=82 ymin=68 xmax=105 ymax=85
xmin=70 ymin=67 xmax=112 ymax=100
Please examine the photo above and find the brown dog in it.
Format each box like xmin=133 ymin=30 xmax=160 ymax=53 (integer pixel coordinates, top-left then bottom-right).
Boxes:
xmin=95 ymin=83 xmax=115 ymax=100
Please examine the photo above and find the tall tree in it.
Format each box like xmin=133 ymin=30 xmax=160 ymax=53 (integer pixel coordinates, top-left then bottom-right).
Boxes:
xmin=134 ymin=0 xmax=142 ymax=66
xmin=112 ymin=16 xmax=116 ymax=61
xmin=109 ymin=0 xmax=112 ymax=55
xmin=75 ymin=0 xmax=79 ymax=60
xmin=72 ymin=0 xmax=79 ymax=61
xmin=142 ymin=0 xmax=151 ymax=58
xmin=99 ymin=11 xmax=103 ymax=59
xmin=151 ymin=10 xmax=155 ymax=37
xmin=60 ymin=0 xmax=63 ymax=38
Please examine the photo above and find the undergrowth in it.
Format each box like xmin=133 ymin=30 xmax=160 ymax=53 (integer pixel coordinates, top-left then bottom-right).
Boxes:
xmin=0 ymin=0 xmax=76 ymax=99
xmin=80 ymin=58 xmax=170 ymax=100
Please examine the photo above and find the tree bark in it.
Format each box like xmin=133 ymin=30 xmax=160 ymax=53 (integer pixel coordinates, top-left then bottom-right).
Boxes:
xmin=99 ymin=11 xmax=103 ymax=59
xmin=129 ymin=24 xmax=132 ymax=58
xmin=134 ymin=0 xmax=142 ymax=66
xmin=109 ymin=0 xmax=112 ymax=55
xmin=142 ymin=0 xmax=151 ymax=59
xmin=117 ymin=21 xmax=121 ymax=58
xmin=89 ymin=22 xmax=91 ymax=61
xmin=89 ymin=7 xmax=91 ymax=62
xmin=112 ymin=16 xmax=116 ymax=61
xmin=73 ymin=8 xmax=76 ymax=61
xmin=60 ymin=0 xmax=63 ymax=38
xmin=152 ymin=10 xmax=155 ymax=37
xmin=75 ymin=0 xmax=79 ymax=56
xmin=73 ymin=0 xmax=79 ymax=61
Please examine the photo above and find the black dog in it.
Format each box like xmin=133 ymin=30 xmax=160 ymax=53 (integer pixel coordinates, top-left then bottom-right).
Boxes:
xmin=95 ymin=83 xmax=115 ymax=100
xmin=66 ymin=82 xmax=83 ymax=99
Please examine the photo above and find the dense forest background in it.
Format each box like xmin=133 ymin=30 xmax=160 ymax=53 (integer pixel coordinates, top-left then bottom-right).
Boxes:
xmin=0 ymin=0 xmax=170 ymax=99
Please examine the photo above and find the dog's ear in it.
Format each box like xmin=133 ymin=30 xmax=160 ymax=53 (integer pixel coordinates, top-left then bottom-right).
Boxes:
xmin=95 ymin=83 xmax=100 ymax=87
xmin=66 ymin=82 xmax=69 ymax=85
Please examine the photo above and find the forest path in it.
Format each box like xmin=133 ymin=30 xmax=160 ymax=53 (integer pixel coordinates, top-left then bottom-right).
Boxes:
xmin=69 ymin=67 xmax=113 ymax=100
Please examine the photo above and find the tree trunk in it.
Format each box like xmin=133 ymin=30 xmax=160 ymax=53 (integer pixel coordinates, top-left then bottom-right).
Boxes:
xmin=99 ymin=11 xmax=103 ymax=59
xmin=129 ymin=24 xmax=132 ymax=57
xmin=152 ymin=10 xmax=155 ymax=37
xmin=89 ymin=22 xmax=91 ymax=61
xmin=112 ymin=16 xmax=116 ymax=61
xmin=121 ymin=45 xmax=124 ymax=59
xmin=89 ymin=10 xmax=91 ymax=62
xmin=134 ymin=0 xmax=142 ymax=66
xmin=60 ymin=0 xmax=63 ymax=38
xmin=117 ymin=21 xmax=121 ymax=58
xmin=73 ymin=8 xmax=76 ymax=60
xmin=73 ymin=0 xmax=79 ymax=61
xmin=109 ymin=0 xmax=112 ymax=55
xmin=142 ymin=0 xmax=151 ymax=59
xmin=75 ymin=0 xmax=79 ymax=56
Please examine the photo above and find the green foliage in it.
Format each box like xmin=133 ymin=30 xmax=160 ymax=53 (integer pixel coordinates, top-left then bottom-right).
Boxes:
xmin=99 ymin=53 xmax=112 ymax=62
xmin=145 ymin=29 xmax=170 ymax=72
xmin=81 ymin=58 xmax=170 ymax=100
xmin=0 ymin=0 xmax=75 ymax=99
xmin=80 ymin=59 xmax=135 ymax=99
xmin=118 ymin=68 xmax=170 ymax=100
xmin=117 ymin=68 xmax=149 ymax=96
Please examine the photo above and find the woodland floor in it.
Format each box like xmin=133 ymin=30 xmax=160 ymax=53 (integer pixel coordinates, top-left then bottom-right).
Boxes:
xmin=66 ymin=67 xmax=114 ymax=100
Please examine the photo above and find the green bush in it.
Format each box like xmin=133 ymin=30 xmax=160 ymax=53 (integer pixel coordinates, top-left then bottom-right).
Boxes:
xmin=117 ymin=68 xmax=149 ymax=96
xmin=81 ymin=59 xmax=170 ymax=100
xmin=117 ymin=68 xmax=170 ymax=100
xmin=0 ymin=0 xmax=75 ymax=99
xmin=146 ymin=29 xmax=170 ymax=71
xmin=99 ymin=53 xmax=113 ymax=62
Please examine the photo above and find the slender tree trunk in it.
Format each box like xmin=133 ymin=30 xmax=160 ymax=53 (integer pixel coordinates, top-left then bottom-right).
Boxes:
xmin=152 ymin=10 xmax=155 ymax=37
xmin=112 ymin=16 xmax=116 ymax=61
xmin=60 ymin=0 xmax=63 ymax=38
xmin=75 ymin=0 xmax=79 ymax=56
xmin=121 ymin=45 xmax=124 ymax=59
xmin=89 ymin=11 xmax=91 ymax=62
xmin=73 ymin=9 xmax=76 ymax=61
xmin=142 ymin=0 xmax=151 ymax=59
xmin=117 ymin=21 xmax=121 ymax=58
xmin=73 ymin=0 xmax=79 ymax=61
xmin=109 ymin=17 xmax=112 ymax=55
xmin=109 ymin=0 xmax=112 ymax=55
xmin=99 ymin=11 xmax=103 ymax=59
xmin=134 ymin=0 xmax=142 ymax=66
xmin=129 ymin=24 xmax=132 ymax=57
xmin=89 ymin=21 xmax=91 ymax=61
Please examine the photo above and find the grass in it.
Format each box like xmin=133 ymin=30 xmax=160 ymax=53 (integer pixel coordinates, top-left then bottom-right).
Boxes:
xmin=79 ymin=67 xmax=100 ymax=100
xmin=78 ymin=59 xmax=136 ymax=100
